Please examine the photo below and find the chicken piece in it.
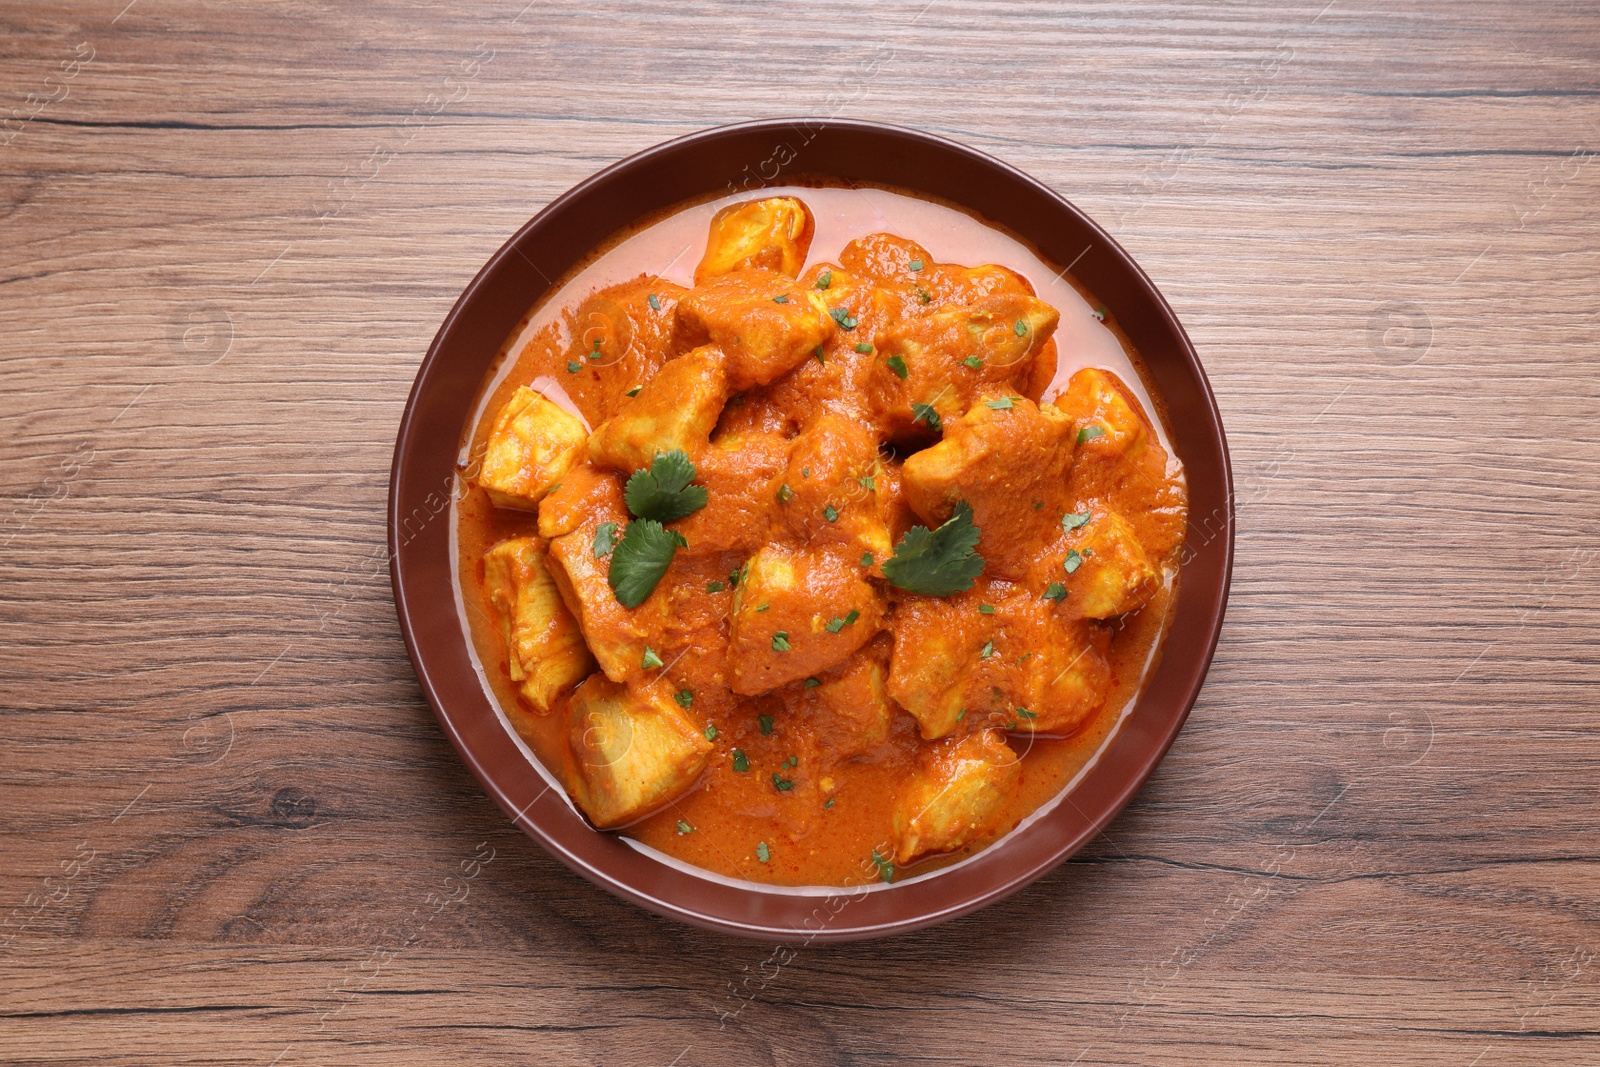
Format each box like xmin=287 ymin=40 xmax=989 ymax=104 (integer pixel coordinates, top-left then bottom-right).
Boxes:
xmin=566 ymin=673 xmax=713 ymax=828
xmin=993 ymin=596 xmax=1112 ymax=735
xmin=776 ymin=413 xmax=892 ymax=562
xmin=477 ymin=386 xmax=588 ymax=510
xmin=481 ymin=537 xmax=595 ymax=712
xmin=837 ymin=233 xmax=933 ymax=283
xmin=544 ymin=488 xmax=651 ymax=683
xmin=587 ymin=345 xmax=728 ymax=472
xmin=695 ymin=197 xmax=815 ymax=284
xmin=551 ymin=277 xmax=687 ymax=426
xmin=672 ymin=430 xmax=788 ymax=555
xmin=537 ymin=464 xmax=626 ymax=540
xmin=870 ymin=292 xmax=1060 ymax=441
xmin=887 ymin=587 xmax=994 ymax=739
xmin=1052 ymin=367 xmax=1149 ymax=462
xmin=900 ymin=394 xmax=1076 ymax=580
xmin=894 ymin=730 xmax=1020 ymax=864
xmin=787 ymin=634 xmax=894 ymax=763
xmin=676 ymin=268 xmax=838 ymax=391
xmin=726 ymin=546 xmax=884 ymax=695
xmin=837 ymin=234 xmax=1036 ymax=308
xmin=1042 ymin=508 xmax=1159 ymax=620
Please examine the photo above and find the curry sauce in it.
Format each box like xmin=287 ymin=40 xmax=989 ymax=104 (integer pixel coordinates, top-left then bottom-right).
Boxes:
xmin=454 ymin=185 xmax=1187 ymax=888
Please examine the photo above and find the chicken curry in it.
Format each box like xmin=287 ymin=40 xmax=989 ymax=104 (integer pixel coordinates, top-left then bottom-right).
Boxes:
xmin=456 ymin=188 xmax=1187 ymax=888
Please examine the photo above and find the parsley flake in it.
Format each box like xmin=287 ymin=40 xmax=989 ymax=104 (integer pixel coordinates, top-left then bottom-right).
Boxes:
xmin=871 ymin=849 xmax=895 ymax=883
xmin=829 ymin=307 xmax=858 ymax=330
xmin=566 ymin=360 xmax=581 ymax=374
xmin=824 ymin=797 xmax=835 ymax=808
xmin=772 ymin=773 xmax=793 ymax=791
xmin=1043 ymin=582 xmax=1068 ymax=603
xmin=1014 ymin=319 xmax=1029 ymax=337
xmin=885 ymin=354 xmax=908 ymax=379
xmin=825 ymin=616 xmax=846 ymax=634
xmin=772 ymin=632 xmax=791 ymax=652
xmin=854 ymin=342 xmax=873 ymax=353
xmin=980 ymin=640 xmax=995 ymax=659
xmin=1062 ymin=511 xmax=1092 ymax=530
xmin=625 ymin=387 xmax=641 ymax=397
xmin=756 ymin=603 xmax=769 ymax=612
xmin=676 ymin=819 xmax=693 ymax=834
xmin=1077 ymin=425 xmax=1107 ymax=445
xmin=908 ymin=259 xmax=924 ymax=271
xmin=776 ymin=483 xmax=794 ymax=503
xmin=823 ymin=504 xmax=839 ymax=522
xmin=773 ymin=293 xmax=789 ymax=304
xmin=648 ymin=293 xmax=661 ymax=311
xmin=641 ymin=646 xmax=663 ymax=670
xmin=803 ymin=677 xmax=821 ymax=688
xmin=756 ymin=841 xmax=770 ymax=862
xmin=859 ymin=475 xmax=876 ymax=491
xmin=624 ymin=450 xmax=708 ymax=523
xmin=963 ymin=356 xmax=984 ymax=370
xmin=911 ymin=403 xmax=943 ymax=432
xmin=785 ymin=755 xmax=797 ymax=767
xmin=979 ymin=603 xmax=995 ymax=615
xmin=916 ymin=288 xmax=932 ymax=304
xmin=881 ymin=500 xmax=985 ymax=596
xmin=759 ymin=714 xmax=775 ymax=735
xmin=816 ymin=270 xmax=832 ymax=290
xmin=814 ymin=344 xmax=826 ymax=364
xmin=1064 ymin=549 xmax=1085 ymax=574
xmin=706 ymin=580 xmax=725 ymax=593
xmin=729 ymin=563 xmax=746 ymax=588
xmin=592 ymin=521 xmax=619 ymax=558
xmin=675 ymin=688 xmax=694 ymax=708
xmin=704 ymin=724 xmax=718 ymax=741
xmin=732 ymin=749 xmax=750 ymax=772
xmin=607 ymin=520 xmax=686 ymax=607
xmin=984 ymin=396 xmax=1014 ymax=410
xmin=1017 ymin=707 xmax=1037 ymax=719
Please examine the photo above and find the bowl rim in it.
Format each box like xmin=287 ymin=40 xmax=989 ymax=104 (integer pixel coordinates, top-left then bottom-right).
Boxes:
xmin=389 ymin=117 xmax=1234 ymax=942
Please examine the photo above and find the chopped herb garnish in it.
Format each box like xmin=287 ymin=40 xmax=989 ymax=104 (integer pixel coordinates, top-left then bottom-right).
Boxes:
xmin=776 ymin=483 xmax=794 ymax=503
xmin=979 ymin=603 xmax=995 ymax=615
xmin=816 ymin=270 xmax=832 ymax=290
xmin=1014 ymin=319 xmax=1029 ymax=337
xmin=759 ymin=714 xmax=775 ymax=736
xmin=732 ymin=749 xmax=750 ymax=772
xmin=772 ymin=631 xmax=791 ymax=651
xmin=802 ymin=468 xmax=811 ymax=479
xmin=980 ymin=640 xmax=995 ymax=659
xmin=1093 ymin=305 xmax=1108 ymax=321
xmin=707 ymin=580 xmax=726 ymax=593
xmin=908 ymin=259 xmax=924 ymax=271
xmin=625 ymin=387 xmax=641 ymax=397
xmin=984 ymin=396 xmax=1014 ymax=410
xmin=803 ymin=677 xmax=821 ymax=688
xmin=825 ymin=616 xmax=846 ymax=634
xmin=861 ymin=551 xmax=874 ymax=567
xmin=729 ymin=563 xmax=746 ymax=588
xmin=648 ymin=293 xmax=661 ymax=311
xmin=829 ymin=307 xmax=858 ymax=330
xmin=704 ymin=724 xmax=718 ymax=741
xmin=1032 ymin=499 xmax=1043 ymax=510
xmin=823 ymin=504 xmax=839 ymax=522
xmin=1077 ymin=425 xmax=1107 ymax=445
xmin=624 ymin=450 xmax=708 ymax=523
xmin=843 ymin=608 xmax=860 ymax=626
xmin=859 ymin=475 xmax=876 ymax=491
xmin=772 ymin=773 xmax=793 ymax=791
xmin=641 ymin=646 xmax=663 ymax=670
xmin=911 ymin=403 xmax=943 ymax=432
xmin=674 ymin=688 xmax=694 ymax=708
xmin=963 ymin=356 xmax=984 ymax=370
xmin=814 ymin=344 xmax=826 ymax=364
xmin=1017 ymin=707 xmax=1037 ymax=719
xmin=885 ymin=354 xmax=908 ymax=379
xmin=592 ymin=521 xmax=619 ymax=558
xmin=1043 ymin=582 xmax=1068 ymax=603
xmin=1064 ymin=549 xmax=1085 ymax=574
xmin=916 ymin=288 xmax=932 ymax=304
xmin=756 ymin=841 xmax=770 ymax=862
xmin=676 ymin=819 xmax=693 ymax=834
xmin=881 ymin=500 xmax=985 ymax=596
xmin=756 ymin=603 xmax=769 ymax=612
xmin=1062 ymin=510 xmax=1092 ymax=530
xmin=956 ymin=708 xmax=967 ymax=720
xmin=785 ymin=755 xmax=798 ymax=767
xmin=871 ymin=849 xmax=895 ymax=883
xmin=607 ymin=520 xmax=687 ymax=607
xmin=566 ymin=360 xmax=581 ymax=374
xmin=773 ymin=293 xmax=789 ymax=304
xmin=824 ymin=797 xmax=835 ymax=808
xmin=854 ymin=342 xmax=873 ymax=353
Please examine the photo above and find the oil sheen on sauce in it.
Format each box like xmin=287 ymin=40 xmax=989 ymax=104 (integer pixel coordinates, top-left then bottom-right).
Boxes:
xmin=452 ymin=183 xmax=1186 ymax=890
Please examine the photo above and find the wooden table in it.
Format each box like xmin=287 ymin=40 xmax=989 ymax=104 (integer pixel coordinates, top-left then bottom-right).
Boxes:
xmin=4 ymin=1 xmax=1597 ymax=1063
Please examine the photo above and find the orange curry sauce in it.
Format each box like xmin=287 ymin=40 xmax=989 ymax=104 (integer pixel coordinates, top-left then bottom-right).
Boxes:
xmin=454 ymin=185 xmax=1187 ymax=888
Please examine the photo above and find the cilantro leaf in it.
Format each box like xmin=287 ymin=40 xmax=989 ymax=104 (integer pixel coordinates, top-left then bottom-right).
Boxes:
xmin=1077 ymin=424 xmax=1106 ymax=445
xmin=772 ymin=632 xmax=791 ymax=652
xmin=1064 ymin=549 xmax=1085 ymax=574
xmin=1062 ymin=510 xmax=1092 ymax=530
xmin=676 ymin=819 xmax=693 ymax=834
xmin=1043 ymin=582 xmax=1068 ymax=603
xmin=881 ymin=501 xmax=985 ymax=596
xmin=648 ymin=293 xmax=661 ymax=311
xmin=963 ymin=356 xmax=984 ymax=370
xmin=871 ymin=849 xmax=895 ymax=883
xmin=732 ymin=749 xmax=749 ymax=772
xmin=984 ymin=396 xmax=1014 ymax=410
xmin=592 ymin=521 xmax=619 ymax=558
xmin=675 ymin=688 xmax=694 ymax=708
xmin=759 ymin=714 xmax=775 ymax=735
xmin=816 ymin=270 xmax=832 ymax=290
xmin=607 ymin=520 xmax=687 ymax=608
xmin=829 ymin=307 xmax=858 ymax=330
xmin=772 ymin=773 xmax=793 ymax=791
xmin=624 ymin=449 xmax=708 ymax=523
xmin=756 ymin=841 xmax=770 ymax=862
xmin=885 ymin=354 xmax=908 ymax=379
xmin=910 ymin=403 xmax=943 ymax=432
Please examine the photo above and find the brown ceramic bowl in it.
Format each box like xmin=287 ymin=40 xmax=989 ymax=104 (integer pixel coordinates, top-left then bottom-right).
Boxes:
xmin=389 ymin=119 xmax=1233 ymax=942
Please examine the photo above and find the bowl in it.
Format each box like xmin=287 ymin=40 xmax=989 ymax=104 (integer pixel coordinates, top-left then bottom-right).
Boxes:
xmin=389 ymin=118 xmax=1233 ymax=941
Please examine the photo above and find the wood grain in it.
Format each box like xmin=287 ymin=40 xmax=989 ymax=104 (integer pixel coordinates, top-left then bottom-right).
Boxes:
xmin=3 ymin=0 xmax=1598 ymax=1063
